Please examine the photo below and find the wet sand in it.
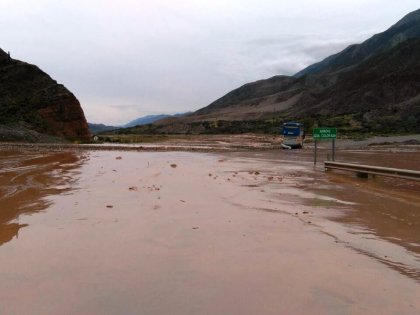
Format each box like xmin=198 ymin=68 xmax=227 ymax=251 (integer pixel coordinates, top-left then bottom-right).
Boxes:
xmin=0 ymin=148 xmax=419 ymax=314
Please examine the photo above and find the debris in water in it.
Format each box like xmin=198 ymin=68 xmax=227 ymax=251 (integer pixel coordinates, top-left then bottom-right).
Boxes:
xmin=106 ymin=205 xmax=114 ymax=208
xmin=116 ymin=156 xmax=122 ymax=160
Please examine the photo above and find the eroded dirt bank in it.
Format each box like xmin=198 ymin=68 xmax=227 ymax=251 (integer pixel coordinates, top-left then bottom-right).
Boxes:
xmin=0 ymin=148 xmax=419 ymax=314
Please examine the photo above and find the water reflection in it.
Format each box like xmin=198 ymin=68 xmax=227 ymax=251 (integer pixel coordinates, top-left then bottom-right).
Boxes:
xmin=0 ymin=150 xmax=85 ymax=246
xmin=309 ymin=170 xmax=420 ymax=280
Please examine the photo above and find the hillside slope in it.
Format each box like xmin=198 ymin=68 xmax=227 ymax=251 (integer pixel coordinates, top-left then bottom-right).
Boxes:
xmin=292 ymin=38 xmax=420 ymax=119
xmin=145 ymin=9 xmax=420 ymax=135
xmin=295 ymin=8 xmax=420 ymax=77
xmin=0 ymin=49 xmax=90 ymax=141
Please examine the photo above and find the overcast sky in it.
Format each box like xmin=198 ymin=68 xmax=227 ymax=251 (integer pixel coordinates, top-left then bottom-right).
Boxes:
xmin=1 ymin=1 xmax=419 ymax=125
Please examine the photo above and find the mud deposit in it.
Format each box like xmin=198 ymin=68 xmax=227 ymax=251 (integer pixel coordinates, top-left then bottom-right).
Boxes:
xmin=0 ymin=148 xmax=419 ymax=314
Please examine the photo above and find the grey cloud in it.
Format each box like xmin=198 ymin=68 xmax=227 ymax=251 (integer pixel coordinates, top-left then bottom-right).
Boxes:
xmin=237 ymin=32 xmax=372 ymax=77
xmin=1 ymin=0 xmax=420 ymax=124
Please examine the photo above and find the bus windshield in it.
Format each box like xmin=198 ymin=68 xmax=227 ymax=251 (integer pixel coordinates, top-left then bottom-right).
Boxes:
xmin=282 ymin=124 xmax=302 ymax=137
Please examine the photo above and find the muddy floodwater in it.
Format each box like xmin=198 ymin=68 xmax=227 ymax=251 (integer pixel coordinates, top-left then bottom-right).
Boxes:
xmin=0 ymin=147 xmax=419 ymax=314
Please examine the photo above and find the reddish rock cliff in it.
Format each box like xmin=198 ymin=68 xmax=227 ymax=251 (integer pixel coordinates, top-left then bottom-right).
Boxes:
xmin=0 ymin=48 xmax=90 ymax=141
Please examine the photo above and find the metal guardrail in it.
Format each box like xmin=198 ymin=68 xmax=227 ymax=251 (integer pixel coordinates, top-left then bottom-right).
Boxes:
xmin=324 ymin=161 xmax=420 ymax=182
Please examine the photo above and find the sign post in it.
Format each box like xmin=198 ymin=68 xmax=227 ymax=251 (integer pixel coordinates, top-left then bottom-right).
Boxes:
xmin=313 ymin=128 xmax=337 ymax=166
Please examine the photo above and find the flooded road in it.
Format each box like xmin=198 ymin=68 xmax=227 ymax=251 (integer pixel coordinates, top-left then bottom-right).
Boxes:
xmin=0 ymin=148 xmax=419 ymax=314
xmin=0 ymin=150 xmax=85 ymax=247
xmin=320 ymin=150 xmax=420 ymax=260
xmin=225 ymin=149 xmax=420 ymax=279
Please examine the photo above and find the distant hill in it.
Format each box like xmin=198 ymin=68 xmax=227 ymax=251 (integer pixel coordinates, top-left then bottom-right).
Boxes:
xmin=0 ymin=48 xmax=90 ymax=141
xmin=92 ymin=113 xmax=191 ymax=135
xmin=124 ymin=113 xmax=189 ymax=128
xmin=88 ymin=123 xmax=118 ymax=134
xmin=124 ymin=114 xmax=172 ymax=127
xmin=133 ymin=8 xmax=420 ymax=135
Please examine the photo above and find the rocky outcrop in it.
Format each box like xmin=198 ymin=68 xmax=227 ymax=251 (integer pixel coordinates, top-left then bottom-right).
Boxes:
xmin=0 ymin=48 xmax=90 ymax=141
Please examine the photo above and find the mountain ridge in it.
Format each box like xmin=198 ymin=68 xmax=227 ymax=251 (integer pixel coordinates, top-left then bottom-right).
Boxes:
xmin=294 ymin=8 xmax=420 ymax=78
xmin=120 ymin=8 xmax=420 ymax=135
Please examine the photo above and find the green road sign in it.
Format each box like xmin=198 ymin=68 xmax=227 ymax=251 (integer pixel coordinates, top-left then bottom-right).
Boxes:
xmin=313 ymin=127 xmax=337 ymax=139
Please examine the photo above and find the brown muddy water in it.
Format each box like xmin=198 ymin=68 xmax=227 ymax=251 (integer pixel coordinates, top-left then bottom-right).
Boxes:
xmin=0 ymin=147 xmax=419 ymax=314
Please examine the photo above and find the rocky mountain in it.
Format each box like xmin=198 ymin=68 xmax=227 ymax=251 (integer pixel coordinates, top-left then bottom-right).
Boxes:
xmin=143 ymin=8 xmax=420 ymax=135
xmin=0 ymin=49 xmax=90 ymax=141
